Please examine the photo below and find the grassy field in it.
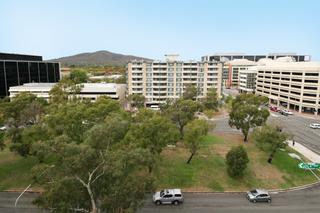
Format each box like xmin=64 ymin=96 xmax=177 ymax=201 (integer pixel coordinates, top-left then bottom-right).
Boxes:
xmin=155 ymin=134 xmax=320 ymax=192
xmin=0 ymin=149 xmax=38 ymax=190
xmin=0 ymin=133 xmax=319 ymax=191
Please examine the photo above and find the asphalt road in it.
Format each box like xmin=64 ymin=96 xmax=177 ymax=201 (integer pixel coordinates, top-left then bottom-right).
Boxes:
xmin=139 ymin=185 xmax=320 ymax=213
xmin=0 ymin=192 xmax=47 ymax=213
xmin=268 ymin=113 xmax=320 ymax=154
xmin=212 ymin=112 xmax=320 ymax=154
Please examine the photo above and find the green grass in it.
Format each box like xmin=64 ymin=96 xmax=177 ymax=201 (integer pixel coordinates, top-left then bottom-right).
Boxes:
xmin=155 ymin=133 xmax=320 ymax=192
xmin=0 ymin=149 xmax=38 ymax=190
xmin=272 ymin=149 xmax=320 ymax=188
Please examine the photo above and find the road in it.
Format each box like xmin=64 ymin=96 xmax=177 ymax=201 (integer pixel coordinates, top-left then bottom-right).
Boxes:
xmin=211 ymin=112 xmax=320 ymax=155
xmin=268 ymin=113 xmax=320 ymax=154
xmin=139 ymin=185 xmax=320 ymax=213
xmin=0 ymin=192 xmax=47 ymax=213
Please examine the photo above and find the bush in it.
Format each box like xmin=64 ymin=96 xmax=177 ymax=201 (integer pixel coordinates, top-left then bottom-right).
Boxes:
xmin=226 ymin=145 xmax=249 ymax=178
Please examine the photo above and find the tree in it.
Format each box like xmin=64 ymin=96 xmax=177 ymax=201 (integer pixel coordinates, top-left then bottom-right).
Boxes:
xmin=165 ymin=99 xmax=199 ymax=138
xmin=252 ymin=125 xmax=289 ymax=164
xmin=226 ymin=145 xmax=249 ymax=178
xmin=33 ymin=144 xmax=154 ymax=213
xmin=128 ymin=94 xmax=145 ymax=109
xmin=184 ymin=119 xmax=209 ymax=164
xmin=183 ymin=84 xmax=198 ymax=100
xmin=228 ymin=94 xmax=269 ymax=142
xmin=202 ymin=88 xmax=219 ymax=111
xmin=69 ymin=69 xmax=88 ymax=83
xmin=0 ymin=93 xmax=46 ymax=154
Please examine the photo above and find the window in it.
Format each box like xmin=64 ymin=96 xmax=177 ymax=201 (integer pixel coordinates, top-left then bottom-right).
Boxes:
xmin=163 ymin=194 xmax=173 ymax=198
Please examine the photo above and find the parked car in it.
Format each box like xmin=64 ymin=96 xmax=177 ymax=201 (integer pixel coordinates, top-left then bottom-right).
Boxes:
xmin=269 ymin=106 xmax=278 ymax=112
xmin=280 ymin=109 xmax=293 ymax=115
xmin=153 ymin=189 xmax=184 ymax=205
xmin=246 ymin=189 xmax=271 ymax=203
xmin=310 ymin=123 xmax=320 ymax=129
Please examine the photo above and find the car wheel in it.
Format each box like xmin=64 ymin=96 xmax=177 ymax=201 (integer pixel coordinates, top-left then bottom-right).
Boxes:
xmin=173 ymin=200 xmax=179 ymax=205
xmin=155 ymin=200 xmax=161 ymax=205
xmin=268 ymin=199 xmax=271 ymax=203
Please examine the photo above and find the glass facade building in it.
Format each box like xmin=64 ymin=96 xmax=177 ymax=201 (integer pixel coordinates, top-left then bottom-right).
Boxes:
xmin=0 ymin=53 xmax=60 ymax=97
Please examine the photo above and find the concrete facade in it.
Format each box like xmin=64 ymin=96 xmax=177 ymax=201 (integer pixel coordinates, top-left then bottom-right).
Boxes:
xmin=127 ymin=56 xmax=222 ymax=107
xmin=255 ymin=59 xmax=320 ymax=115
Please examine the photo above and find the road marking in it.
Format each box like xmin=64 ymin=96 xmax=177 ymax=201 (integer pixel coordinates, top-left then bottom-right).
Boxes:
xmin=270 ymin=113 xmax=279 ymax=118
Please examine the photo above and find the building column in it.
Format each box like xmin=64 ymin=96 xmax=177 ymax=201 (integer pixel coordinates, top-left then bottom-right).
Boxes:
xmin=298 ymin=105 xmax=302 ymax=113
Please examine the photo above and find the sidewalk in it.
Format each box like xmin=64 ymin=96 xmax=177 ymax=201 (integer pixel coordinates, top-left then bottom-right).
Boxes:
xmin=287 ymin=140 xmax=320 ymax=163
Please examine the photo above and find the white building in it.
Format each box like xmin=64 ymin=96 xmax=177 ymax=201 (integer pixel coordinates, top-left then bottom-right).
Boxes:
xmin=9 ymin=83 xmax=126 ymax=102
xmin=239 ymin=67 xmax=257 ymax=93
xmin=127 ymin=55 xmax=223 ymax=107
xmin=255 ymin=57 xmax=320 ymax=115
xmin=9 ymin=83 xmax=55 ymax=101
xmin=224 ymin=59 xmax=257 ymax=88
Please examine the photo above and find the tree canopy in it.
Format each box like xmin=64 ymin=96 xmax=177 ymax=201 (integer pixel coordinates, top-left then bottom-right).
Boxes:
xmin=164 ymin=99 xmax=199 ymax=138
xmin=252 ymin=125 xmax=289 ymax=163
xmin=228 ymin=94 xmax=269 ymax=142
xmin=226 ymin=145 xmax=249 ymax=178
xmin=184 ymin=119 xmax=209 ymax=164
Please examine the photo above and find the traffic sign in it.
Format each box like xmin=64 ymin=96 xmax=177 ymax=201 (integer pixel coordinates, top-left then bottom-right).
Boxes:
xmin=298 ymin=163 xmax=320 ymax=169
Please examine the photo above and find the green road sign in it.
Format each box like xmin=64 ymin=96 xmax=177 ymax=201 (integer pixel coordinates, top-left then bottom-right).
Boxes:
xmin=298 ymin=163 xmax=320 ymax=169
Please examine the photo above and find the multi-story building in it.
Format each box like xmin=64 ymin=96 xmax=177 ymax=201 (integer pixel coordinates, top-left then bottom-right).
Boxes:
xmin=127 ymin=55 xmax=222 ymax=107
xmin=224 ymin=59 xmax=257 ymax=88
xmin=0 ymin=53 xmax=60 ymax=97
xmin=202 ymin=53 xmax=311 ymax=62
xmin=239 ymin=67 xmax=257 ymax=93
xmin=9 ymin=83 xmax=126 ymax=102
xmin=255 ymin=58 xmax=320 ymax=115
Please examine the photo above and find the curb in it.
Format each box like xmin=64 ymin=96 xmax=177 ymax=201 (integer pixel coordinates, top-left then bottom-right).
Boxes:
xmin=3 ymin=189 xmax=44 ymax=193
xmin=2 ymin=181 xmax=320 ymax=195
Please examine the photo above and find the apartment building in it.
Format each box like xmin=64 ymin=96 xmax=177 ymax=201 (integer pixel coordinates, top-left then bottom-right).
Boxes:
xmin=255 ymin=58 xmax=320 ymax=115
xmin=127 ymin=55 xmax=222 ymax=107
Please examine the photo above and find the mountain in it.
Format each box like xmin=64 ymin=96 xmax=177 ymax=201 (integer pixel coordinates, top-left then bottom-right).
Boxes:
xmin=49 ymin=50 xmax=152 ymax=67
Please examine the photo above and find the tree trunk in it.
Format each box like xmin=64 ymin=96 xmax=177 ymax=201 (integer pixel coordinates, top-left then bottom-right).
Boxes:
xmin=87 ymin=184 xmax=98 ymax=213
xmin=268 ymin=149 xmax=277 ymax=164
xmin=179 ymin=125 xmax=184 ymax=139
xmin=148 ymin=165 xmax=153 ymax=173
xmin=187 ymin=152 xmax=194 ymax=164
xmin=243 ymin=133 xmax=248 ymax=142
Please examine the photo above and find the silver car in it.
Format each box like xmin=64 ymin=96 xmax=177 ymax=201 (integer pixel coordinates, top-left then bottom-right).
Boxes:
xmin=153 ymin=189 xmax=184 ymax=205
xmin=310 ymin=123 xmax=320 ymax=129
xmin=246 ymin=189 xmax=271 ymax=203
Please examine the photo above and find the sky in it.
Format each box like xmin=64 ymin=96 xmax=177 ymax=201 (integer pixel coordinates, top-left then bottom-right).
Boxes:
xmin=0 ymin=0 xmax=319 ymax=61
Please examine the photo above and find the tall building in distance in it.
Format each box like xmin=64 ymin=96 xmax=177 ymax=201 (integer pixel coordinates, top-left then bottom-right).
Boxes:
xmin=127 ymin=55 xmax=222 ymax=108
xmin=202 ymin=53 xmax=311 ymax=62
xmin=0 ymin=53 xmax=60 ymax=97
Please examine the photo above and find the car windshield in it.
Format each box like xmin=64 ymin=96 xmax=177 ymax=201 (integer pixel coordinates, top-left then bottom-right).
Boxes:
xmin=160 ymin=190 xmax=164 ymax=197
xmin=250 ymin=190 xmax=258 ymax=195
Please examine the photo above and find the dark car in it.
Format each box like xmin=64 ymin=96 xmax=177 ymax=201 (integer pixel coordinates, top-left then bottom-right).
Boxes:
xmin=246 ymin=189 xmax=271 ymax=203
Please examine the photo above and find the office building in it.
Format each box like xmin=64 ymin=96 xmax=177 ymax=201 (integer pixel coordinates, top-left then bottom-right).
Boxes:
xmin=9 ymin=82 xmax=126 ymax=102
xmin=0 ymin=53 xmax=60 ymax=97
xmin=224 ymin=59 xmax=257 ymax=88
xmin=202 ymin=53 xmax=311 ymax=62
xmin=255 ymin=58 xmax=320 ymax=115
xmin=127 ymin=55 xmax=222 ymax=108
xmin=239 ymin=67 xmax=257 ymax=93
